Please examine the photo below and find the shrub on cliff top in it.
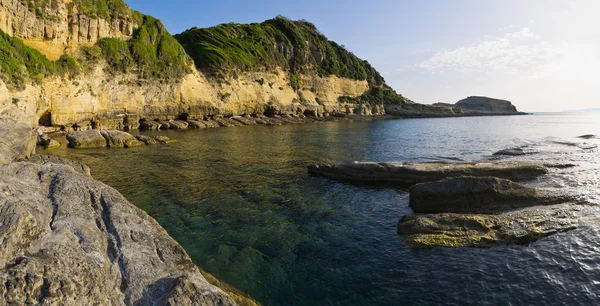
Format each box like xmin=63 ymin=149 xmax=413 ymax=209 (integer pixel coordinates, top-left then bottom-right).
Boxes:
xmin=174 ymin=16 xmax=385 ymax=86
xmin=98 ymin=15 xmax=192 ymax=80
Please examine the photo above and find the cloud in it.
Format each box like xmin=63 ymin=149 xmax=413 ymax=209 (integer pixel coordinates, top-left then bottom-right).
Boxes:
xmin=416 ymin=28 xmax=555 ymax=75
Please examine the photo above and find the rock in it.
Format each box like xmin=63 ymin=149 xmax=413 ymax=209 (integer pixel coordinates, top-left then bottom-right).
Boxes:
xmin=203 ymin=120 xmax=221 ymax=128
xmin=158 ymin=121 xmax=172 ymax=129
xmin=308 ymin=161 xmax=548 ymax=187
xmin=0 ymin=121 xmax=36 ymax=166
xmin=67 ymin=130 xmax=107 ymax=149
xmin=578 ymin=134 xmax=597 ymax=139
xmin=140 ymin=121 xmax=162 ymax=130
xmin=409 ymin=176 xmax=563 ymax=214
xmin=38 ymin=134 xmax=61 ymax=150
xmin=493 ymin=148 xmax=536 ymax=156
xmin=397 ymin=209 xmax=578 ymax=248
xmin=135 ymin=135 xmax=159 ymax=145
xmin=169 ymin=120 xmax=189 ymax=129
xmin=100 ymin=130 xmax=143 ymax=148
xmin=187 ymin=120 xmax=207 ymax=129
xmin=231 ymin=116 xmax=257 ymax=126
xmin=154 ymin=136 xmax=173 ymax=144
xmin=44 ymin=139 xmax=61 ymax=150
xmin=214 ymin=118 xmax=234 ymax=127
xmin=0 ymin=157 xmax=235 ymax=305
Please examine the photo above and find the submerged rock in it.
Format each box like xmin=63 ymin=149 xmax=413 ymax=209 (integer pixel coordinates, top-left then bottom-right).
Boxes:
xmin=154 ymin=136 xmax=173 ymax=144
xmin=67 ymin=130 xmax=107 ymax=148
xmin=397 ymin=208 xmax=578 ymax=248
xmin=409 ymin=176 xmax=562 ymax=214
xmin=0 ymin=157 xmax=235 ymax=305
xmin=308 ymin=161 xmax=548 ymax=186
xmin=135 ymin=135 xmax=159 ymax=145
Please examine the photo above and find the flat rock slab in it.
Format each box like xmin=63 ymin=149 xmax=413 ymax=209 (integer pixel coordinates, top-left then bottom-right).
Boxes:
xmin=0 ymin=157 xmax=235 ymax=305
xmin=397 ymin=208 xmax=578 ymax=248
xmin=67 ymin=130 xmax=107 ymax=148
xmin=231 ymin=116 xmax=258 ymax=125
xmin=308 ymin=161 xmax=548 ymax=186
xmin=409 ymin=176 xmax=564 ymax=214
xmin=100 ymin=130 xmax=143 ymax=148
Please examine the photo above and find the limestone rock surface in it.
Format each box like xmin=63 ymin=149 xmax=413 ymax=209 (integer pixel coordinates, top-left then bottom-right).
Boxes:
xmin=0 ymin=156 xmax=236 ymax=305
xmin=308 ymin=161 xmax=548 ymax=186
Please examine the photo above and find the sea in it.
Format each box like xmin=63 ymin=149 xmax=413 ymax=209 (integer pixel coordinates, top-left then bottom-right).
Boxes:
xmin=46 ymin=112 xmax=600 ymax=305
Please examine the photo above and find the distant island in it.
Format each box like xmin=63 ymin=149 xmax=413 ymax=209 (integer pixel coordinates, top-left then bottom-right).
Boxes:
xmin=433 ymin=96 xmax=521 ymax=114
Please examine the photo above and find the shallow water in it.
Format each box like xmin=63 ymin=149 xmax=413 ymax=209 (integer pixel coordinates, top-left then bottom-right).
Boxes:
xmin=47 ymin=113 xmax=600 ymax=305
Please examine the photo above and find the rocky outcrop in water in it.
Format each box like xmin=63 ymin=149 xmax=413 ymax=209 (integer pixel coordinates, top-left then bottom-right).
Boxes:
xmin=433 ymin=96 xmax=521 ymax=114
xmin=397 ymin=209 xmax=578 ymax=248
xmin=307 ymin=161 xmax=547 ymax=186
xmin=408 ymin=176 xmax=566 ymax=214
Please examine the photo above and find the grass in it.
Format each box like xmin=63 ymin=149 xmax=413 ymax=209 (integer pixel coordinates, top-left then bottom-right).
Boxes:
xmin=98 ymin=15 xmax=192 ymax=80
xmin=175 ymin=16 xmax=385 ymax=86
xmin=19 ymin=0 xmax=142 ymax=22
xmin=0 ymin=29 xmax=81 ymax=90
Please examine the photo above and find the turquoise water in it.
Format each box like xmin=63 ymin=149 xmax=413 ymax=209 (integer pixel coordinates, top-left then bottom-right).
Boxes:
xmin=47 ymin=113 xmax=600 ymax=305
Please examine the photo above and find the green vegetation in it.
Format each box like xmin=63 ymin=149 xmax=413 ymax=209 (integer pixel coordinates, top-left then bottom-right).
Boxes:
xmin=98 ymin=15 xmax=191 ymax=80
xmin=19 ymin=0 xmax=142 ymax=22
xmin=175 ymin=16 xmax=385 ymax=86
xmin=0 ymin=29 xmax=81 ymax=90
xmin=339 ymin=86 xmax=411 ymax=105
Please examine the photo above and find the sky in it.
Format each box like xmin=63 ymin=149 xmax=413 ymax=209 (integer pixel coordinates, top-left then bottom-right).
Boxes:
xmin=126 ymin=0 xmax=600 ymax=112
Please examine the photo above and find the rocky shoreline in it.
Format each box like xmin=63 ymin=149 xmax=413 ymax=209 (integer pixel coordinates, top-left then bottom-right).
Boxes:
xmin=0 ymin=120 xmax=259 ymax=305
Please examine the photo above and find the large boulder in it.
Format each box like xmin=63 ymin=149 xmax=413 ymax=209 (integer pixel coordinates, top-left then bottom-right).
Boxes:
xmin=308 ymin=161 xmax=548 ymax=186
xmin=0 ymin=157 xmax=236 ymax=305
xmin=409 ymin=176 xmax=560 ymax=214
xmin=67 ymin=130 xmax=107 ymax=149
xmin=100 ymin=130 xmax=143 ymax=148
xmin=187 ymin=120 xmax=207 ymax=129
xmin=0 ymin=121 xmax=36 ymax=166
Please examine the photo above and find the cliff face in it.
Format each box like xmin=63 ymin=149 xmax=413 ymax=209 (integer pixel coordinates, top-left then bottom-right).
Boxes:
xmin=0 ymin=3 xmax=398 ymax=131
xmin=0 ymin=0 xmax=139 ymax=49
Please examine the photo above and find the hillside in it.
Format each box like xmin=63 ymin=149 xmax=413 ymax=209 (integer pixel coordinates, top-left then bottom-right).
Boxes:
xmin=433 ymin=96 xmax=519 ymax=114
xmin=0 ymin=0 xmax=454 ymax=132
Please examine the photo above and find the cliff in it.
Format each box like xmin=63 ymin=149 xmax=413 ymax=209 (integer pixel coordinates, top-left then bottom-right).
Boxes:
xmin=0 ymin=1 xmax=415 ymax=132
